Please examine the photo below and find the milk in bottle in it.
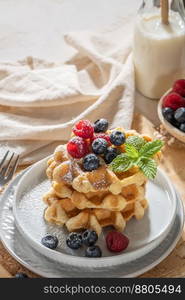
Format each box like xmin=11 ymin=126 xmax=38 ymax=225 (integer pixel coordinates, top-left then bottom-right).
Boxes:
xmin=133 ymin=0 xmax=185 ymax=99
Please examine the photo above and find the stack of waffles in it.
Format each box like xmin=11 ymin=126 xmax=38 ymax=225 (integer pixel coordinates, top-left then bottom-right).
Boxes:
xmin=43 ymin=129 xmax=149 ymax=236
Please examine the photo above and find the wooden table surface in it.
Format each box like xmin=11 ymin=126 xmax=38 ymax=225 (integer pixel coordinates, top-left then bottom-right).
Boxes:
xmin=0 ymin=114 xmax=185 ymax=278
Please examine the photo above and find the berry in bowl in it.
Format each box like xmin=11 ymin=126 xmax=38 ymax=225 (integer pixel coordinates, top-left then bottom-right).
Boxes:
xmin=158 ymin=79 xmax=185 ymax=143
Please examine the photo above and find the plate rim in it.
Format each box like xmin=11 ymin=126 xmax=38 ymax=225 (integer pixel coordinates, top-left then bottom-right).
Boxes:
xmin=13 ymin=156 xmax=178 ymax=268
xmin=0 ymin=169 xmax=184 ymax=278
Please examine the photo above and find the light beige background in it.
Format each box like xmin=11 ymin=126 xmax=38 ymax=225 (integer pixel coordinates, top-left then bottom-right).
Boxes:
xmin=0 ymin=0 xmax=158 ymax=125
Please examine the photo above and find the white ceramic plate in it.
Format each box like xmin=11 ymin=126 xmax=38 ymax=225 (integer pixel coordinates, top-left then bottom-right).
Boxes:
xmin=0 ymin=169 xmax=184 ymax=277
xmin=158 ymin=89 xmax=185 ymax=143
xmin=13 ymin=157 xmax=177 ymax=269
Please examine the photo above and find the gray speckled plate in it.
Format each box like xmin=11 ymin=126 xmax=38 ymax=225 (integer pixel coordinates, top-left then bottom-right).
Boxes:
xmin=13 ymin=157 xmax=177 ymax=269
xmin=0 ymin=169 xmax=184 ymax=277
xmin=13 ymin=157 xmax=178 ymax=269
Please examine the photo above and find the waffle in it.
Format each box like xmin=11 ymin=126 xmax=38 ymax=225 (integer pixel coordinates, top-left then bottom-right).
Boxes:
xmin=43 ymin=186 xmax=148 ymax=235
xmin=43 ymin=190 xmax=126 ymax=236
xmin=51 ymin=155 xmax=147 ymax=195
xmin=46 ymin=129 xmax=153 ymax=183
xmin=46 ymin=144 xmax=69 ymax=179
xmin=43 ymin=128 xmax=157 ymax=235
xmin=70 ymin=184 xmax=145 ymax=211
xmin=66 ymin=209 xmax=126 ymax=236
xmin=43 ymin=189 xmax=80 ymax=226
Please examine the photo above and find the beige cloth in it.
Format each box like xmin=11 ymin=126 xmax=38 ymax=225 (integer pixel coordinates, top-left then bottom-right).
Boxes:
xmin=0 ymin=17 xmax=135 ymax=164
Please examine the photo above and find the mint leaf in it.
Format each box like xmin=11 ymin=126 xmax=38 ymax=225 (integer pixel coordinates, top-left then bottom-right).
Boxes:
xmin=138 ymin=158 xmax=157 ymax=180
xmin=126 ymin=135 xmax=146 ymax=151
xmin=110 ymin=138 xmax=163 ymax=180
xmin=125 ymin=144 xmax=139 ymax=159
xmin=110 ymin=153 xmax=134 ymax=173
xmin=139 ymin=140 xmax=164 ymax=158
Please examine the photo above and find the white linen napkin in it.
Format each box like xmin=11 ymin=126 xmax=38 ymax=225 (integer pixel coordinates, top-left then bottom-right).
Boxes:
xmin=0 ymin=16 xmax=135 ymax=164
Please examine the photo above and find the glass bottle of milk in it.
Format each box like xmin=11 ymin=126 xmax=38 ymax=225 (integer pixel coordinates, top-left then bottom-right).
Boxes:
xmin=133 ymin=0 xmax=185 ymax=99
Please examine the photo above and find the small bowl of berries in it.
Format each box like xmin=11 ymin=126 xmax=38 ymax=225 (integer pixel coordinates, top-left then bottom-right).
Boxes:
xmin=158 ymin=79 xmax=185 ymax=143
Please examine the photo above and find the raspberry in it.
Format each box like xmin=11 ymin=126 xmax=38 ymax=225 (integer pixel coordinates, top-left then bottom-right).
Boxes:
xmin=172 ymin=79 xmax=185 ymax=97
xmin=92 ymin=133 xmax=111 ymax=144
xmin=67 ymin=137 xmax=89 ymax=158
xmin=73 ymin=120 xmax=94 ymax=139
xmin=106 ymin=231 xmax=129 ymax=252
xmin=162 ymin=92 xmax=185 ymax=110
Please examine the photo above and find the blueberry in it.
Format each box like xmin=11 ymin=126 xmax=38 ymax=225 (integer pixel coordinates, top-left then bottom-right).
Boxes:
xmin=83 ymin=154 xmax=100 ymax=171
xmin=82 ymin=229 xmax=98 ymax=246
xmin=85 ymin=245 xmax=102 ymax=257
xmin=171 ymin=119 xmax=181 ymax=129
xmin=41 ymin=234 xmax=58 ymax=249
xmin=92 ymin=138 xmax=108 ymax=155
xmin=66 ymin=232 xmax=83 ymax=250
xmin=179 ymin=123 xmax=185 ymax=132
xmin=15 ymin=272 xmax=28 ymax=278
xmin=104 ymin=147 xmax=119 ymax=164
xmin=174 ymin=107 xmax=185 ymax=123
xmin=110 ymin=131 xmax=125 ymax=146
xmin=94 ymin=119 xmax=109 ymax=133
xmin=162 ymin=107 xmax=174 ymax=122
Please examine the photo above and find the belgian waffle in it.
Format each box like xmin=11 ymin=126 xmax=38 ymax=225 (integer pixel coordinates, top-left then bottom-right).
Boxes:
xmin=43 ymin=128 xmax=155 ymax=234
xmin=43 ymin=184 xmax=148 ymax=235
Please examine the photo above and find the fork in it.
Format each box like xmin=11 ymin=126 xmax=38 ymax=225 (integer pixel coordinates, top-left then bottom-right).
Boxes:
xmin=0 ymin=151 xmax=20 ymax=187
